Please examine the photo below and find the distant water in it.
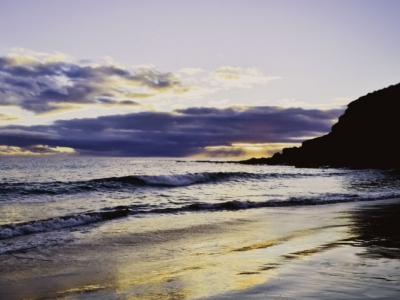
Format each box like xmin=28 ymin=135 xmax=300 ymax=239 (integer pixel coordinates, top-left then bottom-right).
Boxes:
xmin=1 ymin=157 xmax=400 ymax=245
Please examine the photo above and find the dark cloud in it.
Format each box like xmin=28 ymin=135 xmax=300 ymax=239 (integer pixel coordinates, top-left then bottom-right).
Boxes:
xmin=174 ymin=107 xmax=233 ymax=115
xmin=128 ymin=70 xmax=183 ymax=90
xmin=0 ymin=106 xmax=344 ymax=157
xmin=119 ymin=100 xmax=139 ymax=105
xmin=0 ymin=56 xmax=187 ymax=113
xmin=22 ymin=145 xmax=66 ymax=154
xmin=93 ymin=98 xmax=138 ymax=106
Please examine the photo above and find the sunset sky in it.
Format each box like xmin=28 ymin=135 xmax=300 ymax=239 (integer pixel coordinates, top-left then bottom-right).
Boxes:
xmin=0 ymin=0 xmax=399 ymax=157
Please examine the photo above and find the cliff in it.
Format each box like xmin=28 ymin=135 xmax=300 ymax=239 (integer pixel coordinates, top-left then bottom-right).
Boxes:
xmin=241 ymin=83 xmax=400 ymax=169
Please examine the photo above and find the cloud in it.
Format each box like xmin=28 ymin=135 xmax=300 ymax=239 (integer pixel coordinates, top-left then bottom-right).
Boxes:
xmin=205 ymin=66 xmax=281 ymax=88
xmin=0 ymin=113 xmax=21 ymax=121
xmin=0 ymin=51 xmax=191 ymax=114
xmin=275 ymin=97 xmax=350 ymax=110
xmin=0 ymin=106 xmax=343 ymax=157
xmin=128 ymin=69 xmax=184 ymax=91
xmin=0 ymin=145 xmax=75 ymax=156
xmin=0 ymin=49 xmax=284 ymax=115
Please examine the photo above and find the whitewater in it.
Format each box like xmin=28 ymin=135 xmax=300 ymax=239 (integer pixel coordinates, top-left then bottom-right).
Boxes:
xmin=1 ymin=156 xmax=399 ymax=246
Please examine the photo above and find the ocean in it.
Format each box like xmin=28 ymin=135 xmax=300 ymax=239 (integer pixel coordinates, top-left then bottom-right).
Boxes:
xmin=1 ymin=157 xmax=400 ymax=299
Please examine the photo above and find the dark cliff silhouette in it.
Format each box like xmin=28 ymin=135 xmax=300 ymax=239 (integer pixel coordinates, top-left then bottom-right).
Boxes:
xmin=241 ymin=83 xmax=400 ymax=169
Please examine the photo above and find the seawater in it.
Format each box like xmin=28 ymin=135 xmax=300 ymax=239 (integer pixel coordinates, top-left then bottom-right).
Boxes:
xmin=2 ymin=156 xmax=400 ymax=299
xmin=1 ymin=156 xmax=399 ymax=247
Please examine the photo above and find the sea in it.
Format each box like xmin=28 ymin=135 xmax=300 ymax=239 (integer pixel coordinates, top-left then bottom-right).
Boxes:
xmin=1 ymin=157 xmax=399 ymax=243
xmin=1 ymin=157 xmax=400 ymax=299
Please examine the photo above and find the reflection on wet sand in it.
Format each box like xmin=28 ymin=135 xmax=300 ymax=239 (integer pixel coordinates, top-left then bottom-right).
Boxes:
xmin=204 ymin=199 xmax=400 ymax=300
xmin=349 ymin=202 xmax=400 ymax=259
xmin=1 ymin=200 xmax=400 ymax=300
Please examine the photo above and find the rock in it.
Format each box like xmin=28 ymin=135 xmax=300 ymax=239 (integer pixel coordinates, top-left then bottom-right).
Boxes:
xmin=241 ymin=83 xmax=400 ymax=169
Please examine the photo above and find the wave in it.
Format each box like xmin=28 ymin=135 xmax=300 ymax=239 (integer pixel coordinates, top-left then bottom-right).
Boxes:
xmin=0 ymin=171 xmax=349 ymax=198
xmin=155 ymin=191 xmax=400 ymax=213
xmin=0 ymin=209 xmax=129 ymax=240
xmin=94 ymin=172 xmax=266 ymax=187
xmin=2 ymin=191 xmax=399 ymax=240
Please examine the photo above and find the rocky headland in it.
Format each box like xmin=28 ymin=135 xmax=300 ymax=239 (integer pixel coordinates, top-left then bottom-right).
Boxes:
xmin=241 ymin=83 xmax=400 ymax=169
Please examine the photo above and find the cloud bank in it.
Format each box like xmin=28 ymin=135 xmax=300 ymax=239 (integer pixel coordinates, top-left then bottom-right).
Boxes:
xmin=0 ymin=106 xmax=343 ymax=157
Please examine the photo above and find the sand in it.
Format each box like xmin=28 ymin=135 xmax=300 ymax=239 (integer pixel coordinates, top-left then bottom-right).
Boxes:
xmin=1 ymin=198 xmax=400 ymax=300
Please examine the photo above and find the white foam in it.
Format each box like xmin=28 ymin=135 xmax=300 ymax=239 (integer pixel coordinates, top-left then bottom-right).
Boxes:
xmin=140 ymin=173 xmax=211 ymax=186
xmin=0 ymin=214 xmax=100 ymax=239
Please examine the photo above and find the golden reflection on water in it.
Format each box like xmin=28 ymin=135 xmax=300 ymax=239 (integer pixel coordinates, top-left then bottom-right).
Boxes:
xmin=112 ymin=240 xmax=277 ymax=300
xmin=55 ymin=285 xmax=106 ymax=298
xmin=0 ymin=204 xmax=24 ymax=225
xmin=95 ymin=207 xmax=351 ymax=299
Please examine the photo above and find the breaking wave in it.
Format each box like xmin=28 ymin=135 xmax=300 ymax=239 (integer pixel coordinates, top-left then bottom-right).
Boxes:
xmin=2 ymin=190 xmax=399 ymax=240
xmin=0 ymin=209 xmax=129 ymax=240
xmin=0 ymin=171 xmax=340 ymax=197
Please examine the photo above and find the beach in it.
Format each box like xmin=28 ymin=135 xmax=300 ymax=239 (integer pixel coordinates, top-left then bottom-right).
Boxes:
xmin=2 ymin=194 xmax=400 ymax=300
xmin=2 ymin=1 xmax=400 ymax=298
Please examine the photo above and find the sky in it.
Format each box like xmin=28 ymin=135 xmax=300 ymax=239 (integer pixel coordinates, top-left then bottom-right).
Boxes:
xmin=0 ymin=0 xmax=399 ymax=157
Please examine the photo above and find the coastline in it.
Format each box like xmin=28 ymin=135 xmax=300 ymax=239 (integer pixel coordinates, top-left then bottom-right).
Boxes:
xmin=202 ymin=198 xmax=400 ymax=300
xmin=2 ymin=198 xmax=400 ymax=299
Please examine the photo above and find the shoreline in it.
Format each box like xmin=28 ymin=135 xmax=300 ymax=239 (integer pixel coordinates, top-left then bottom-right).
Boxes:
xmin=202 ymin=198 xmax=400 ymax=299
xmin=1 ymin=198 xmax=400 ymax=299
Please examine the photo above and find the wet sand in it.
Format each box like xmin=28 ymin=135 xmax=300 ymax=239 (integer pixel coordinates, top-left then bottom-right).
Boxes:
xmin=1 ymin=199 xmax=400 ymax=300
xmin=203 ymin=200 xmax=400 ymax=299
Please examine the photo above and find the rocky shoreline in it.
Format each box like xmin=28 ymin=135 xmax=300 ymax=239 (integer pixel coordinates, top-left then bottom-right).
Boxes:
xmin=240 ymin=83 xmax=400 ymax=169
